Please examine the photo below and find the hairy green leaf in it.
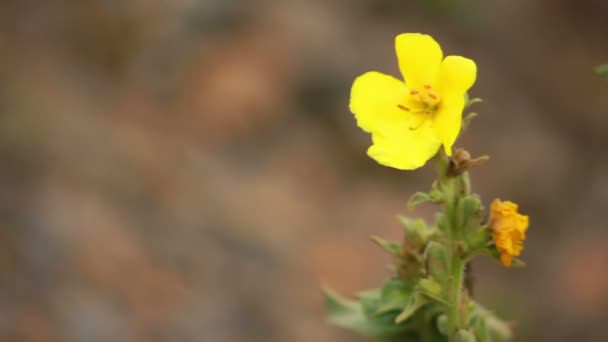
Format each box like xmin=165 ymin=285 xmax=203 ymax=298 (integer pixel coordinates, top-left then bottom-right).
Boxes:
xmin=375 ymin=279 xmax=412 ymax=314
xmin=323 ymin=288 xmax=414 ymax=338
xmin=371 ymin=235 xmax=401 ymax=256
xmin=395 ymin=292 xmax=428 ymax=323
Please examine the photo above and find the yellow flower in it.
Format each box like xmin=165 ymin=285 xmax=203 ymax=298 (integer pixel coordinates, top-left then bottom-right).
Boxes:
xmin=349 ymin=33 xmax=477 ymax=170
xmin=489 ymin=199 xmax=529 ymax=267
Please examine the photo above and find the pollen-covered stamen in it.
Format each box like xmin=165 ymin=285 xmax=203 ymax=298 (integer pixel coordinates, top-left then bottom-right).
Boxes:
xmin=397 ymin=104 xmax=410 ymax=112
xmin=401 ymin=85 xmax=442 ymax=117
xmin=422 ymin=85 xmax=441 ymax=106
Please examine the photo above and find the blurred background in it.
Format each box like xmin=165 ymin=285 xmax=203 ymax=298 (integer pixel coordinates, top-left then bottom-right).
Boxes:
xmin=0 ymin=0 xmax=607 ymax=341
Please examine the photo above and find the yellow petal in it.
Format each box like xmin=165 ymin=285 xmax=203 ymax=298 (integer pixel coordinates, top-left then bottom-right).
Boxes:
xmin=395 ymin=33 xmax=443 ymax=89
xmin=432 ymin=56 xmax=476 ymax=155
xmin=500 ymin=253 xmax=513 ymax=267
xmin=438 ymin=55 xmax=477 ymax=96
xmin=432 ymin=95 xmax=465 ymax=156
xmin=349 ymin=71 xmax=407 ymax=133
xmin=367 ymin=119 xmax=441 ymax=170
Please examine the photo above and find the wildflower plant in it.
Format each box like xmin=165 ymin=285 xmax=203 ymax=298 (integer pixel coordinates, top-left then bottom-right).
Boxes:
xmin=324 ymin=34 xmax=529 ymax=342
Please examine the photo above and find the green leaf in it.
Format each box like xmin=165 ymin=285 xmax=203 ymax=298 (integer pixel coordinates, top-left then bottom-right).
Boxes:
xmin=323 ymin=287 xmax=415 ymax=338
xmin=358 ymin=288 xmax=382 ymax=316
xmin=456 ymin=195 xmax=484 ymax=246
xmin=468 ymin=301 xmax=512 ymax=341
xmin=418 ymin=278 xmax=443 ymax=298
xmin=408 ymin=192 xmax=432 ymax=210
xmin=381 ymin=279 xmax=411 ymax=302
xmin=455 ymin=329 xmax=477 ymax=342
xmin=395 ymin=292 xmax=428 ymax=323
xmin=436 ymin=314 xmax=448 ymax=336
xmin=470 ymin=314 xmax=488 ymax=342
xmin=407 ymin=183 xmax=443 ymax=210
xmin=371 ymin=235 xmax=401 ymax=256
xmin=324 ymin=287 xmax=368 ymax=332
xmin=466 ymin=228 xmax=491 ymax=254
xmin=424 ymin=241 xmax=449 ymax=285
xmin=461 ymin=195 xmax=481 ymax=221
xmin=435 ymin=212 xmax=448 ymax=232
xmin=595 ymin=64 xmax=608 ymax=79
xmin=323 ymin=289 xmax=417 ymax=342
xmin=398 ymin=216 xmax=434 ymax=249
xmin=429 ymin=181 xmax=443 ymax=201
xmin=456 ymin=195 xmax=482 ymax=233
xmin=376 ymin=279 xmax=412 ymax=314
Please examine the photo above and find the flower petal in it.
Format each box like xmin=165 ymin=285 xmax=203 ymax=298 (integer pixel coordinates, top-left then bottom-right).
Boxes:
xmin=432 ymin=56 xmax=476 ymax=155
xmin=349 ymin=71 xmax=408 ymax=133
xmin=395 ymin=33 xmax=443 ymax=89
xmin=432 ymin=95 xmax=465 ymax=156
xmin=500 ymin=254 xmax=513 ymax=267
xmin=367 ymin=119 xmax=441 ymax=170
xmin=439 ymin=55 xmax=477 ymax=96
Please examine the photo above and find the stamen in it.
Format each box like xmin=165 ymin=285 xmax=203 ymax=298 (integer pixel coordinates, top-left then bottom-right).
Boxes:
xmin=424 ymin=84 xmax=432 ymax=90
xmin=428 ymin=93 xmax=437 ymax=100
xmin=397 ymin=104 xmax=410 ymax=112
xmin=409 ymin=116 xmax=427 ymax=130
xmin=410 ymin=89 xmax=419 ymax=95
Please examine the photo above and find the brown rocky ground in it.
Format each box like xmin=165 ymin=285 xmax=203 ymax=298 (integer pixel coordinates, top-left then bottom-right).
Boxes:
xmin=0 ymin=0 xmax=607 ymax=341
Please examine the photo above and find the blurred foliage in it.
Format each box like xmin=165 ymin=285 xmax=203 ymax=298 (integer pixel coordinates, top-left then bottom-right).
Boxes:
xmin=596 ymin=64 xmax=608 ymax=79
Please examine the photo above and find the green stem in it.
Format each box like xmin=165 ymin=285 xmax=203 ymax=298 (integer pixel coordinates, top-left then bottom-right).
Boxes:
xmin=447 ymin=252 xmax=465 ymax=340
xmin=436 ymin=153 xmax=467 ymax=340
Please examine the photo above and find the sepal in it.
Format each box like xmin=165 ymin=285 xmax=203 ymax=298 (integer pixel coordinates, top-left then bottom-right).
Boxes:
xmin=408 ymin=181 xmax=443 ymax=210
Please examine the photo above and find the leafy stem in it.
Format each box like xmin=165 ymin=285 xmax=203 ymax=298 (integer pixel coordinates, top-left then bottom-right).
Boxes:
xmin=437 ymin=153 xmax=467 ymax=341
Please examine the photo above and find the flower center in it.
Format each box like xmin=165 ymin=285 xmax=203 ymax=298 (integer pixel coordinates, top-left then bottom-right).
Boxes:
xmin=397 ymin=84 xmax=441 ymax=130
xmin=398 ymin=84 xmax=441 ymax=114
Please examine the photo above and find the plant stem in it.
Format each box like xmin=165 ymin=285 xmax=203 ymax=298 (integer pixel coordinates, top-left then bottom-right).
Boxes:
xmin=447 ymin=251 xmax=465 ymax=340
xmin=436 ymin=153 xmax=467 ymax=340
